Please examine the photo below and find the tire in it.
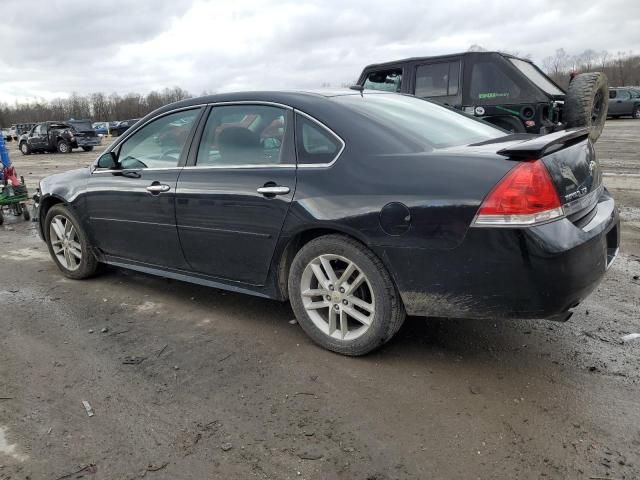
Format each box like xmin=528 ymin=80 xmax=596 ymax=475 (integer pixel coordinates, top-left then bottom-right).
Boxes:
xmin=44 ymin=204 xmax=99 ymax=279
xmin=0 ymin=209 xmax=3 ymax=225
xmin=19 ymin=142 xmax=31 ymax=155
xmin=288 ymin=234 xmax=405 ymax=356
xmin=22 ymin=206 xmax=30 ymax=221
xmin=81 ymin=146 xmax=94 ymax=152
xmin=633 ymin=106 xmax=640 ymax=120
xmin=57 ymin=140 xmax=70 ymax=154
xmin=564 ymin=72 xmax=609 ymax=142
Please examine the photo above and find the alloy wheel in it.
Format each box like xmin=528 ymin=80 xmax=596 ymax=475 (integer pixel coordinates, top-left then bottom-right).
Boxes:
xmin=300 ymin=254 xmax=375 ymax=341
xmin=49 ymin=215 xmax=82 ymax=271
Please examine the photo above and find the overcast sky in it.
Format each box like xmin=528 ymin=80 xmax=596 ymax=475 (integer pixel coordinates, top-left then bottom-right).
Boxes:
xmin=1 ymin=0 xmax=638 ymax=103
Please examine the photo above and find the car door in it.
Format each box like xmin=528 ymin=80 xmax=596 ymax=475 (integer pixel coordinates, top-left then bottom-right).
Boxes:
xmin=28 ymin=125 xmax=45 ymax=149
xmin=86 ymin=107 xmax=203 ymax=268
xmin=175 ymin=103 xmax=296 ymax=285
xmin=609 ymin=89 xmax=631 ymax=115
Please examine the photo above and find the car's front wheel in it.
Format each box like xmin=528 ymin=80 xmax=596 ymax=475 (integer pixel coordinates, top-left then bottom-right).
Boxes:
xmin=44 ymin=204 xmax=98 ymax=279
xmin=288 ymin=234 xmax=405 ymax=356
xmin=633 ymin=106 xmax=640 ymax=119
xmin=20 ymin=142 xmax=31 ymax=155
xmin=57 ymin=140 xmax=71 ymax=153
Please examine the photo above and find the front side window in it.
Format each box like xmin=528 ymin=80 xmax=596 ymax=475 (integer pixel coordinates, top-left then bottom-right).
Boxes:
xmin=196 ymin=105 xmax=289 ymax=166
xmin=616 ymin=90 xmax=631 ymax=100
xmin=295 ymin=115 xmax=342 ymax=165
xmin=33 ymin=125 xmax=41 ymax=135
xmin=363 ymin=69 xmax=402 ymax=92
xmin=415 ymin=61 xmax=461 ymax=97
xmin=117 ymin=109 xmax=199 ymax=169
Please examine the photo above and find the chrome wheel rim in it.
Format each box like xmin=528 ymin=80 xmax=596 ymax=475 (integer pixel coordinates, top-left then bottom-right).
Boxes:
xmin=59 ymin=143 xmax=68 ymax=152
xmin=49 ymin=215 xmax=82 ymax=271
xmin=300 ymin=254 xmax=375 ymax=341
xmin=21 ymin=143 xmax=27 ymax=153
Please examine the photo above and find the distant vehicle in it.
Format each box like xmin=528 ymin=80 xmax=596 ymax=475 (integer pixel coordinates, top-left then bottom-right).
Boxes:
xmin=110 ymin=119 xmax=139 ymax=137
xmin=608 ymin=88 xmax=640 ymax=119
xmin=67 ymin=119 xmax=101 ymax=151
xmin=19 ymin=121 xmax=84 ymax=154
xmin=10 ymin=123 xmax=36 ymax=140
xmin=92 ymin=122 xmax=109 ymax=135
xmin=356 ymin=51 xmax=609 ymax=141
xmin=33 ymin=90 xmax=619 ymax=356
xmin=1 ymin=128 xmax=11 ymax=141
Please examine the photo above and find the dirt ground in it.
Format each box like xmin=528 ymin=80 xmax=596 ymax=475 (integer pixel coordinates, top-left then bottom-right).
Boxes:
xmin=0 ymin=121 xmax=639 ymax=480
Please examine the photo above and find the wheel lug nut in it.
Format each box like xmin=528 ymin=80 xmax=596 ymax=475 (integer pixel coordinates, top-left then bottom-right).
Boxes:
xmin=342 ymin=299 xmax=348 ymax=305
xmin=339 ymin=287 xmax=345 ymax=293
xmin=328 ymin=285 xmax=334 ymax=291
xmin=333 ymin=304 xmax=340 ymax=310
xmin=325 ymin=295 xmax=331 ymax=301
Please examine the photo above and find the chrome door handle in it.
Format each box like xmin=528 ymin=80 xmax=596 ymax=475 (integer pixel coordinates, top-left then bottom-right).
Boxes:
xmin=257 ymin=186 xmax=290 ymax=195
xmin=146 ymin=184 xmax=171 ymax=193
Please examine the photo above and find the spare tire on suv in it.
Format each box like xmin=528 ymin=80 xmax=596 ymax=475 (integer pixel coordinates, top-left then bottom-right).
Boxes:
xmin=564 ymin=72 xmax=608 ymax=142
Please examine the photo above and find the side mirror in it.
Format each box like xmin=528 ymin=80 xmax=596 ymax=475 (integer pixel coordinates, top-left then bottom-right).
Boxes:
xmin=96 ymin=152 xmax=118 ymax=169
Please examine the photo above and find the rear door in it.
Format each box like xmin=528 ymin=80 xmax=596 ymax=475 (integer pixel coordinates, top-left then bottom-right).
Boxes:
xmin=609 ymin=89 xmax=631 ymax=115
xmin=86 ymin=107 xmax=203 ymax=268
xmin=175 ymin=103 xmax=296 ymax=285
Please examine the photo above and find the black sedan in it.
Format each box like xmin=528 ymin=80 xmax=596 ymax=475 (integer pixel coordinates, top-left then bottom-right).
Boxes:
xmin=34 ymin=91 xmax=619 ymax=355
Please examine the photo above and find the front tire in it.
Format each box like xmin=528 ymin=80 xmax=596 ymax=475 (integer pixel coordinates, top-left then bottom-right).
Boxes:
xmin=44 ymin=204 xmax=98 ymax=279
xmin=288 ymin=234 xmax=405 ymax=356
xmin=20 ymin=142 xmax=31 ymax=155
xmin=57 ymin=140 xmax=71 ymax=153
xmin=633 ymin=106 xmax=640 ymax=120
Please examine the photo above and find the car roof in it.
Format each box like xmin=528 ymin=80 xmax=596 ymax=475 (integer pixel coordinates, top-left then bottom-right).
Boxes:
xmin=360 ymin=51 xmax=530 ymax=70
xmin=151 ymin=90 xmax=385 ymax=116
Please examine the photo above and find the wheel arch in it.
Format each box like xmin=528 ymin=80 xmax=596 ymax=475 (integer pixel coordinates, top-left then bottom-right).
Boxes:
xmin=274 ymin=225 xmax=378 ymax=300
xmin=39 ymin=194 xmax=66 ymax=238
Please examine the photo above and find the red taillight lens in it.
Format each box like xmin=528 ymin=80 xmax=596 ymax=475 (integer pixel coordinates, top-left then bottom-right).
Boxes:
xmin=474 ymin=159 xmax=564 ymax=226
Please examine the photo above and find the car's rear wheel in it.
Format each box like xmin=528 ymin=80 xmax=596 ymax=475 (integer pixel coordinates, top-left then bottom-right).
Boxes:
xmin=57 ymin=140 xmax=70 ymax=153
xmin=288 ymin=234 xmax=405 ymax=356
xmin=44 ymin=204 xmax=98 ymax=279
xmin=564 ymin=72 xmax=609 ymax=142
xmin=82 ymin=146 xmax=94 ymax=152
xmin=633 ymin=106 xmax=640 ymax=119
xmin=20 ymin=142 xmax=31 ymax=155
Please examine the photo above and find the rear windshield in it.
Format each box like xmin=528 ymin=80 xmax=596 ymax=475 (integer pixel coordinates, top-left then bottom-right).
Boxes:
xmin=69 ymin=121 xmax=93 ymax=131
xmin=509 ymin=58 xmax=565 ymax=96
xmin=333 ymin=93 xmax=503 ymax=149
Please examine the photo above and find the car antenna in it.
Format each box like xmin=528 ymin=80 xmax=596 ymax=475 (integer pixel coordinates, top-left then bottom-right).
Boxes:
xmin=349 ymin=84 xmax=364 ymax=97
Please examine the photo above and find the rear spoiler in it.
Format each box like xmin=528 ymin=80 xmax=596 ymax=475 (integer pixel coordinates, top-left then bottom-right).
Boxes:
xmin=497 ymin=128 xmax=590 ymax=159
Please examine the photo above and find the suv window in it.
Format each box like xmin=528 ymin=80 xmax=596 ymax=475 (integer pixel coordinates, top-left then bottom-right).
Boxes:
xmin=196 ymin=105 xmax=289 ymax=166
xmin=118 ymin=109 xmax=199 ymax=169
xmin=363 ymin=69 xmax=402 ymax=92
xmin=615 ymin=90 xmax=631 ymax=100
xmin=470 ymin=61 xmax=521 ymax=102
xmin=295 ymin=115 xmax=341 ymax=165
xmin=609 ymin=90 xmax=617 ymax=99
xmin=415 ymin=61 xmax=460 ymax=97
xmin=33 ymin=125 xmax=41 ymax=135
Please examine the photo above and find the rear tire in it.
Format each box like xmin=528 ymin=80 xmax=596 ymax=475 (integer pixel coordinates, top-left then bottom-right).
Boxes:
xmin=564 ymin=72 xmax=608 ymax=142
xmin=633 ymin=106 xmax=640 ymax=120
xmin=20 ymin=142 xmax=31 ymax=155
xmin=44 ymin=204 xmax=99 ymax=279
xmin=82 ymin=146 xmax=94 ymax=152
xmin=288 ymin=234 xmax=405 ymax=356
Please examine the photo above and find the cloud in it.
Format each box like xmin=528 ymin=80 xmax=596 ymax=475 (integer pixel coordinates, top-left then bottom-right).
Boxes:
xmin=0 ymin=0 xmax=639 ymax=102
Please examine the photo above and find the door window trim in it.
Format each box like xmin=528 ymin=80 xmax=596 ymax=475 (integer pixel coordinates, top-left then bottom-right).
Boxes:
xmin=294 ymin=110 xmax=345 ymax=168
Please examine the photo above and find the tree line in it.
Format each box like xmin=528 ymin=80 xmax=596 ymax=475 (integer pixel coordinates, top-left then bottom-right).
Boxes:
xmin=0 ymin=87 xmax=192 ymax=127
xmin=542 ymin=49 xmax=639 ymax=89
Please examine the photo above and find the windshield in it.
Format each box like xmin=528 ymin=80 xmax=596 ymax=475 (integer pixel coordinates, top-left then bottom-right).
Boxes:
xmin=333 ymin=93 xmax=503 ymax=149
xmin=509 ymin=58 xmax=565 ymax=96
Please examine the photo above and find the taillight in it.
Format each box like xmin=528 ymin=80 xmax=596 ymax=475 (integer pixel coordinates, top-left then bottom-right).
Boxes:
xmin=473 ymin=159 xmax=564 ymax=227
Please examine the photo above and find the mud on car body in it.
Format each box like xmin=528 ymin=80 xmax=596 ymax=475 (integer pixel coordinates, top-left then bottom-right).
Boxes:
xmin=33 ymin=90 xmax=619 ymax=356
xmin=357 ymin=51 xmax=609 ymax=142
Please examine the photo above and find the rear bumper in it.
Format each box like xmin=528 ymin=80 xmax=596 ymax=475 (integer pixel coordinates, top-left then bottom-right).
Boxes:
xmin=381 ymin=189 xmax=619 ymax=319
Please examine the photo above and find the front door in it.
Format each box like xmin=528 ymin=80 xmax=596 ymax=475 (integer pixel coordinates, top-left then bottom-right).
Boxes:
xmin=609 ymin=89 xmax=630 ymax=115
xmin=86 ymin=107 xmax=203 ymax=268
xmin=175 ymin=104 xmax=296 ymax=285
xmin=29 ymin=125 xmax=46 ymax=150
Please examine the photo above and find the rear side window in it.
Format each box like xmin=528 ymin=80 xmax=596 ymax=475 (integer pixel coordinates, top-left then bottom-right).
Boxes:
xmin=615 ymin=90 xmax=631 ymax=100
xmin=415 ymin=61 xmax=460 ymax=97
xmin=196 ymin=105 xmax=289 ymax=166
xmin=295 ymin=115 xmax=342 ymax=165
xmin=363 ymin=69 xmax=402 ymax=92
xmin=609 ymin=90 xmax=617 ymax=99
xmin=470 ymin=61 xmax=521 ymax=102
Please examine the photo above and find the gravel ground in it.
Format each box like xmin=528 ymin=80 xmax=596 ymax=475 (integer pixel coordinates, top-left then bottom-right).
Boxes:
xmin=0 ymin=121 xmax=639 ymax=480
